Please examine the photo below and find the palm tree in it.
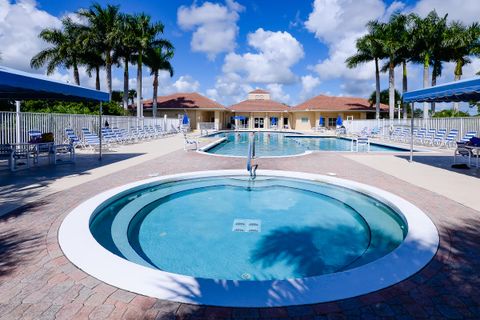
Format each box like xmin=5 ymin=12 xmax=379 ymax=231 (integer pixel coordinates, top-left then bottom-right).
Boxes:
xmin=375 ymin=14 xmax=408 ymax=119
xmin=346 ymin=22 xmax=385 ymax=119
xmin=82 ymin=48 xmax=104 ymax=90
xmin=131 ymin=13 xmax=172 ymax=118
xmin=128 ymin=89 xmax=137 ymax=106
xmin=113 ymin=14 xmax=138 ymax=110
xmin=31 ymin=17 xmax=84 ymax=85
xmin=383 ymin=13 xmax=415 ymax=119
xmin=411 ymin=10 xmax=448 ymax=118
xmin=444 ymin=21 xmax=480 ymax=111
xmin=78 ymin=3 xmax=120 ymax=99
xmin=144 ymin=46 xmax=174 ymax=117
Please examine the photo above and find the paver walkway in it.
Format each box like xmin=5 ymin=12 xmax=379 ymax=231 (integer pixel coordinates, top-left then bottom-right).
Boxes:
xmin=0 ymin=144 xmax=479 ymax=319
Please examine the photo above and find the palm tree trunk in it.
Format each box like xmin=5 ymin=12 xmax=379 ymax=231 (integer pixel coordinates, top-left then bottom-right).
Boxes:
xmin=106 ymin=50 xmax=112 ymax=100
xmin=73 ymin=63 xmax=80 ymax=86
xmin=136 ymin=53 xmax=143 ymax=118
xmin=95 ymin=66 xmax=100 ymax=90
xmin=375 ymin=58 xmax=380 ymax=120
xmin=453 ymin=59 xmax=463 ymax=112
xmin=402 ymin=61 xmax=408 ymax=119
xmin=388 ymin=58 xmax=395 ymax=120
xmin=123 ymin=58 xmax=129 ymax=110
xmin=152 ymin=70 xmax=158 ymax=118
xmin=422 ymin=56 xmax=430 ymax=119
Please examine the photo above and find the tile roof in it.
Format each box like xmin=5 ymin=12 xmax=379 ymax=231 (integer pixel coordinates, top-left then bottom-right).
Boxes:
xmin=229 ymin=99 xmax=290 ymax=112
xmin=293 ymin=95 xmax=388 ymax=112
xmin=249 ymin=89 xmax=269 ymax=94
xmin=139 ymin=92 xmax=226 ymax=110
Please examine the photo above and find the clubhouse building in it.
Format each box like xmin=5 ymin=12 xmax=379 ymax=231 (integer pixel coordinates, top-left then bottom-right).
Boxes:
xmin=138 ymin=89 xmax=387 ymax=131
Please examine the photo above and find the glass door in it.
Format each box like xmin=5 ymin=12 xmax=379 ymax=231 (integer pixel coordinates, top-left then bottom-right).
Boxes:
xmin=259 ymin=118 xmax=264 ymax=128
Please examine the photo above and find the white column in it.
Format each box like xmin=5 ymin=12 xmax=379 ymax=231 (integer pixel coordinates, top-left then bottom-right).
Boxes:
xmin=15 ymin=101 xmax=21 ymax=143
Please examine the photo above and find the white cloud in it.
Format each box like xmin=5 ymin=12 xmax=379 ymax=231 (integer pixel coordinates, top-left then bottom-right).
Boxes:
xmin=266 ymin=83 xmax=290 ymax=104
xmin=412 ymin=0 xmax=480 ymax=24
xmin=304 ymin=0 xmax=480 ymax=104
xmin=171 ymin=75 xmax=200 ymax=92
xmin=177 ymin=0 xmax=244 ymax=60
xmin=300 ymin=75 xmax=321 ymax=100
xmin=207 ymin=28 xmax=304 ymax=105
xmin=223 ymin=28 xmax=304 ymax=84
xmin=206 ymin=72 xmax=253 ymax=105
xmin=305 ymin=0 xmax=385 ymax=43
xmin=304 ymin=0 xmax=391 ymax=97
xmin=0 ymin=0 xmax=61 ymax=72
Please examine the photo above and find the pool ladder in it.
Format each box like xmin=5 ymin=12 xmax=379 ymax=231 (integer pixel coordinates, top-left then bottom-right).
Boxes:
xmin=247 ymin=132 xmax=258 ymax=179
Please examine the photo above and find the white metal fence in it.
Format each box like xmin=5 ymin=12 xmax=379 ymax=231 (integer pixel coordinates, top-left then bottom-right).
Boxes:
xmin=0 ymin=111 xmax=180 ymax=144
xmin=344 ymin=117 xmax=480 ymax=139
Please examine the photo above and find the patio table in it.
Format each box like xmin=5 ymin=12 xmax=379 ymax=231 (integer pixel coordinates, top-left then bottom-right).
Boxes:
xmin=29 ymin=142 xmax=54 ymax=165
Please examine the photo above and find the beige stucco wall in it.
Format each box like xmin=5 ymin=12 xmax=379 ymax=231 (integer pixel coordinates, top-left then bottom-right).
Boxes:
xmin=151 ymin=110 xmax=369 ymax=131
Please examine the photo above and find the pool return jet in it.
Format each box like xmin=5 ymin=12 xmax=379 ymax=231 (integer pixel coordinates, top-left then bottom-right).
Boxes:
xmin=246 ymin=132 xmax=258 ymax=179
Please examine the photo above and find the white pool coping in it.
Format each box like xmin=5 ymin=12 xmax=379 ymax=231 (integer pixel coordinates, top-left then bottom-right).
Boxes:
xmin=59 ymin=170 xmax=439 ymax=307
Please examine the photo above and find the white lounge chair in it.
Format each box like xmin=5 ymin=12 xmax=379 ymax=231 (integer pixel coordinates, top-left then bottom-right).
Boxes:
xmin=183 ymin=132 xmax=198 ymax=151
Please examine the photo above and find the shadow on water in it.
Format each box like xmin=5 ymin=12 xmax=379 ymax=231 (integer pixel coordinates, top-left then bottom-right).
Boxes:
xmin=147 ymin=215 xmax=480 ymax=317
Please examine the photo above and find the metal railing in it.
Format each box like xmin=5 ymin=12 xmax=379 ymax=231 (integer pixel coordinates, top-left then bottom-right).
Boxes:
xmin=246 ymin=132 xmax=257 ymax=178
xmin=0 ymin=111 xmax=180 ymax=144
xmin=344 ymin=117 xmax=480 ymax=140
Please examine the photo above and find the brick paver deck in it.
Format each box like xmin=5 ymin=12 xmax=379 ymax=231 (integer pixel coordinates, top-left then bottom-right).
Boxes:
xmin=0 ymin=149 xmax=479 ymax=319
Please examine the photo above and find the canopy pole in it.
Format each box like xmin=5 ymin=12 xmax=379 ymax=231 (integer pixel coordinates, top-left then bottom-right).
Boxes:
xmin=409 ymin=102 xmax=414 ymax=163
xmin=99 ymin=102 xmax=102 ymax=160
xmin=15 ymin=101 xmax=21 ymax=143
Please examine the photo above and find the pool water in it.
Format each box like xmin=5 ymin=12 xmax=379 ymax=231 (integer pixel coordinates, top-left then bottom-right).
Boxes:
xmin=205 ymin=132 xmax=408 ymax=156
xmin=90 ymin=176 xmax=406 ymax=281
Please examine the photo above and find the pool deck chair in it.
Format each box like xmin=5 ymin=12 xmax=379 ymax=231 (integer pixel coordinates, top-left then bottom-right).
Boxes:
xmin=439 ymin=129 xmax=458 ymax=148
xmin=183 ymin=132 xmax=198 ymax=151
xmin=351 ymin=137 xmax=370 ymax=152
xmin=81 ymin=128 xmax=101 ymax=151
xmin=0 ymin=144 xmax=13 ymax=170
xmin=460 ymin=131 xmax=477 ymax=143
xmin=9 ymin=144 xmax=33 ymax=171
xmin=65 ymin=129 xmax=82 ymax=148
xmin=454 ymin=142 xmax=478 ymax=167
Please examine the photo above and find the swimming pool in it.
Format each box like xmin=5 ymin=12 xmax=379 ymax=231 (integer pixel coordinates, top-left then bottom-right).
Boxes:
xmin=59 ymin=170 xmax=438 ymax=307
xmin=203 ymin=131 xmax=409 ymax=157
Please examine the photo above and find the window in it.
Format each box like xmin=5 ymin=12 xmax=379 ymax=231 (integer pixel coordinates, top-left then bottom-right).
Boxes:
xmin=328 ymin=118 xmax=337 ymax=127
xmin=301 ymin=117 xmax=309 ymax=123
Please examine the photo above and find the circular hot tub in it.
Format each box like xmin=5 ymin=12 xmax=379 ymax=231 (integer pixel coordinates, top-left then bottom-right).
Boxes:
xmin=59 ymin=170 xmax=438 ymax=307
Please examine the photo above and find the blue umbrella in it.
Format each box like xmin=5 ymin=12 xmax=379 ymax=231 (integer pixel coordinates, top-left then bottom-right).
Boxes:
xmin=271 ymin=117 xmax=277 ymax=125
xmin=182 ymin=113 xmax=189 ymax=125
xmin=336 ymin=116 xmax=343 ymax=126
xmin=319 ymin=117 xmax=324 ymax=126
xmin=232 ymin=115 xmax=246 ymax=120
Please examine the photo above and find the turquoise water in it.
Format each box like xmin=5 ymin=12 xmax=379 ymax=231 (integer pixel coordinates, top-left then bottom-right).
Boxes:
xmin=205 ymin=132 xmax=408 ymax=156
xmin=90 ymin=176 xmax=406 ymax=281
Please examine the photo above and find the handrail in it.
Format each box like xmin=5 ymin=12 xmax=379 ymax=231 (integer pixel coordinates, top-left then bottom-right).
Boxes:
xmin=246 ymin=132 xmax=257 ymax=178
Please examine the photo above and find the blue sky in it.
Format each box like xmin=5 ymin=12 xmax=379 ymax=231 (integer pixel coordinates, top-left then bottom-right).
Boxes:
xmin=1 ymin=0 xmax=480 ymax=110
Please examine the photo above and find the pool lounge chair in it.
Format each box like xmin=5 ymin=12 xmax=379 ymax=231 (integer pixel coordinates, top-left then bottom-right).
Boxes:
xmin=431 ymin=129 xmax=447 ymax=146
xmin=65 ymin=129 xmax=82 ymax=148
xmin=81 ymin=128 xmax=102 ymax=151
xmin=459 ymin=131 xmax=477 ymax=143
xmin=439 ymin=129 xmax=458 ymax=148
xmin=183 ymin=132 xmax=198 ymax=151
